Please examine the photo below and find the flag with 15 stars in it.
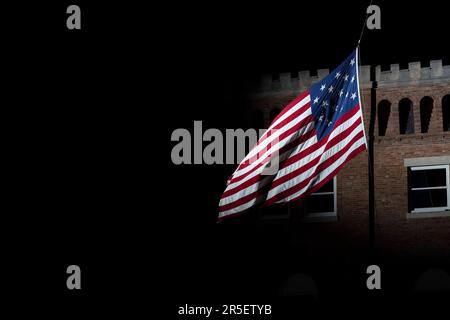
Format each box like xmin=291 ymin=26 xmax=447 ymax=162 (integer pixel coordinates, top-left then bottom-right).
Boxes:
xmin=218 ymin=48 xmax=367 ymax=220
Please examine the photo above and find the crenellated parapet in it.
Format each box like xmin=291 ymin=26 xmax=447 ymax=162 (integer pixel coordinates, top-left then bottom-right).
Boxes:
xmin=252 ymin=60 xmax=450 ymax=96
xmin=256 ymin=65 xmax=372 ymax=95
xmin=376 ymin=60 xmax=450 ymax=88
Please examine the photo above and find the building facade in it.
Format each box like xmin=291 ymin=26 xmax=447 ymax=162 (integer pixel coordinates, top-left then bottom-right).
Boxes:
xmin=246 ymin=60 xmax=450 ymax=265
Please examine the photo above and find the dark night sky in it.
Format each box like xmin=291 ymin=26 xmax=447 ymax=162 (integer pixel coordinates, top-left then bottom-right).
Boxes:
xmin=167 ymin=1 xmax=448 ymax=74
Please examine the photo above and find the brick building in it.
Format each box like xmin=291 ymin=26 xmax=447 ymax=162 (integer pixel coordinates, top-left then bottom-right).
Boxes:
xmin=245 ymin=60 xmax=450 ymax=270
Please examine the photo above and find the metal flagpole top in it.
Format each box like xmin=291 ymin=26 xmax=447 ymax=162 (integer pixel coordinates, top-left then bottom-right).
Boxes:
xmin=357 ymin=0 xmax=374 ymax=47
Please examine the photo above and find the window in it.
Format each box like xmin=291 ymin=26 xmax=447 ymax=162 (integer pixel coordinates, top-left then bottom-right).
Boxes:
xmin=377 ymin=100 xmax=391 ymax=136
xmin=408 ymin=165 xmax=450 ymax=213
xmin=420 ymin=96 xmax=433 ymax=133
xmin=304 ymin=177 xmax=337 ymax=219
xmin=399 ymin=98 xmax=414 ymax=134
xmin=443 ymin=95 xmax=450 ymax=132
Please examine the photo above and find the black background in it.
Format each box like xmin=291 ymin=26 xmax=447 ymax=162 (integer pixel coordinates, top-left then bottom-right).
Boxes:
xmin=5 ymin=0 xmax=449 ymax=316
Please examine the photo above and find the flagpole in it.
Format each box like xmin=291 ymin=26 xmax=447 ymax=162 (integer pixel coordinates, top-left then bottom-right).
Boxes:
xmin=368 ymin=70 xmax=376 ymax=257
xmin=356 ymin=0 xmax=376 ymax=257
xmin=357 ymin=0 xmax=374 ymax=47
xmin=356 ymin=46 xmax=376 ymax=258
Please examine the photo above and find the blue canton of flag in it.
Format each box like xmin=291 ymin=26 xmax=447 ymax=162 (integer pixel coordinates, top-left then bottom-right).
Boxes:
xmin=310 ymin=50 xmax=360 ymax=141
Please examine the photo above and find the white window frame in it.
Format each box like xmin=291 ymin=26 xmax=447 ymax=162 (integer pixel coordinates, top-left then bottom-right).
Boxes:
xmin=409 ymin=164 xmax=450 ymax=213
xmin=305 ymin=177 xmax=337 ymax=218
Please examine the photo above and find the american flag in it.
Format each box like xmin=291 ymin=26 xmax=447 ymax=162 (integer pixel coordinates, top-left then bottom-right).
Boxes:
xmin=218 ymin=49 xmax=368 ymax=220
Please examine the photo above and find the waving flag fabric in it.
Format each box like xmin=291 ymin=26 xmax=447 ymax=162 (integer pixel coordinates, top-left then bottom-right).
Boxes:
xmin=218 ymin=49 xmax=367 ymax=220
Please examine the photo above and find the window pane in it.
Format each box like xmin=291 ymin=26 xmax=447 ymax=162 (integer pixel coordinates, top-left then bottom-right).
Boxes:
xmin=313 ymin=179 xmax=334 ymax=193
xmin=306 ymin=194 xmax=334 ymax=213
xmin=411 ymin=189 xmax=448 ymax=209
xmin=411 ymin=168 xmax=447 ymax=188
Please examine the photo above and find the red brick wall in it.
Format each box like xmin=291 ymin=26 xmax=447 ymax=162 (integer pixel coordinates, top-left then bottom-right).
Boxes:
xmin=374 ymin=84 xmax=450 ymax=259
